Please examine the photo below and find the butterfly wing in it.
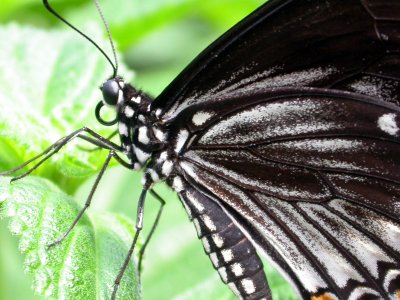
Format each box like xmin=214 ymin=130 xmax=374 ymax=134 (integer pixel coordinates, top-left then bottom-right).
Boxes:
xmin=151 ymin=0 xmax=400 ymax=299
xmin=152 ymin=0 xmax=400 ymax=117
xmin=173 ymin=88 xmax=400 ymax=299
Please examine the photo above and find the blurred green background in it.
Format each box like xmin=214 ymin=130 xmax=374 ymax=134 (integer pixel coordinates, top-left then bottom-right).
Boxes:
xmin=0 ymin=0 xmax=297 ymax=299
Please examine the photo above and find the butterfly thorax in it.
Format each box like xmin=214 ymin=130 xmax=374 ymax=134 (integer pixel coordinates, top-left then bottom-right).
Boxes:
xmin=113 ymin=81 xmax=179 ymax=188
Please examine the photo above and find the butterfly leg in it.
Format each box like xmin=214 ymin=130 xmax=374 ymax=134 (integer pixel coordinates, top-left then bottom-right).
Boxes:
xmin=0 ymin=127 xmax=122 ymax=181
xmin=77 ymin=130 xmax=118 ymax=152
xmin=47 ymin=149 xmax=114 ymax=248
xmin=138 ymin=189 xmax=166 ymax=274
xmin=112 ymin=188 xmax=148 ymax=300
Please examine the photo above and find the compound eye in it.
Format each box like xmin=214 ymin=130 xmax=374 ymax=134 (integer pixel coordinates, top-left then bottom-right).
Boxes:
xmin=101 ymin=79 xmax=120 ymax=105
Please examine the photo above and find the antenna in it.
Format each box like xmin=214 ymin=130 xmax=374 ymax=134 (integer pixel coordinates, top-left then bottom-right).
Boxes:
xmin=43 ymin=0 xmax=118 ymax=78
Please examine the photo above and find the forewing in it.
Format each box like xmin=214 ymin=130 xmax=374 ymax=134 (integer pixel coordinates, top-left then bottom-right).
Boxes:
xmin=176 ymin=89 xmax=400 ymax=299
xmin=152 ymin=0 xmax=400 ymax=119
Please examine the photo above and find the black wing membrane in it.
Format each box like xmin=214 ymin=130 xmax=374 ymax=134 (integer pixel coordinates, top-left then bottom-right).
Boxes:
xmin=178 ymin=89 xmax=400 ymax=299
xmin=152 ymin=0 xmax=400 ymax=118
xmin=152 ymin=0 xmax=400 ymax=299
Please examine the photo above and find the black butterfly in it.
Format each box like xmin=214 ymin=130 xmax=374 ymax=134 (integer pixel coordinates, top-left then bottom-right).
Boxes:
xmin=3 ymin=0 xmax=400 ymax=299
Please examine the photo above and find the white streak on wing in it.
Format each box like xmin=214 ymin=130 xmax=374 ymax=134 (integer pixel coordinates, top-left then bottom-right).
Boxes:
xmin=138 ymin=126 xmax=149 ymax=144
xmin=193 ymin=218 xmax=202 ymax=236
xmin=202 ymin=215 xmax=216 ymax=231
xmin=175 ymin=129 xmax=189 ymax=153
xmin=383 ymin=270 xmax=400 ymax=293
xmin=124 ymin=106 xmax=134 ymax=118
xmin=218 ymin=267 xmax=228 ymax=282
xmin=263 ymin=195 xmax=364 ymax=287
xmin=209 ymin=253 xmax=219 ymax=267
xmin=330 ymin=199 xmax=400 ymax=253
xmin=241 ymin=278 xmax=256 ymax=295
xmin=300 ymin=203 xmax=395 ymax=278
xmin=181 ymin=200 xmax=192 ymax=219
xmin=267 ymin=139 xmax=368 ymax=171
xmin=201 ymin=237 xmax=211 ymax=253
xmin=118 ymin=122 xmax=129 ymax=136
xmin=348 ymin=287 xmax=380 ymax=300
xmin=199 ymin=100 xmax=339 ymax=145
xmin=224 ymin=66 xmax=337 ymax=98
xmin=228 ymin=283 xmax=241 ymax=298
xmin=180 ymin=161 xmax=327 ymax=292
xmin=185 ymin=190 xmax=205 ymax=213
xmin=378 ymin=113 xmax=398 ymax=136
xmin=192 ymin=111 xmax=214 ymax=126
xmin=163 ymin=66 xmax=335 ymax=120
xmin=184 ymin=150 xmax=322 ymax=200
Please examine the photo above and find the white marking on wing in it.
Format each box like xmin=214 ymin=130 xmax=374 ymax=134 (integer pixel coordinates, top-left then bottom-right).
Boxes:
xmin=264 ymin=196 xmax=364 ymax=287
xmin=300 ymin=202 xmax=395 ymax=279
xmin=192 ymin=111 xmax=214 ymax=126
xmin=330 ymin=199 xmax=400 ymax=253
xmin=199 ymin=99 xmax=340 ymax=145
xmin=202 ymin=215 xmax=216 ymax=231
xmin=348 ymin=287 xmax=380 ymax=300
xmin=378 ymin=113 xmax=398 ymax=136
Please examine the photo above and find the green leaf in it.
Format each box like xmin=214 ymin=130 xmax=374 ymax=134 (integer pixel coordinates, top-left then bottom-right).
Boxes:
xmin=0 ymin=25 xmax=139 ymax=300
xmin=0 ymin=176 xmax=139 ymax=300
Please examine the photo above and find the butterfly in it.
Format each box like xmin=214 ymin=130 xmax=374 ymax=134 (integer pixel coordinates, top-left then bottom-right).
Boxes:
xmin=3 ymin=0 xmax=400 ymax=299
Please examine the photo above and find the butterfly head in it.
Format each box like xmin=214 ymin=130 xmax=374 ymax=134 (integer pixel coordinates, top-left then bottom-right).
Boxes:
xmin=101 ymin=77 xmax=122 ymax=106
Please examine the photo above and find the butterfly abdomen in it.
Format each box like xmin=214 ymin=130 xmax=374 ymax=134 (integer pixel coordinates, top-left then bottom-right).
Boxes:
xmin=179 ymin=183 xmax=271 ymax=300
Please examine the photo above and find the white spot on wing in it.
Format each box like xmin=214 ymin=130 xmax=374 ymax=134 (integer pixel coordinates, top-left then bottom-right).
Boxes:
xmin=378 ymin=113 xmax=398 ymax=136
xmin=192 ymin=111 xmax=214 ymax=126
